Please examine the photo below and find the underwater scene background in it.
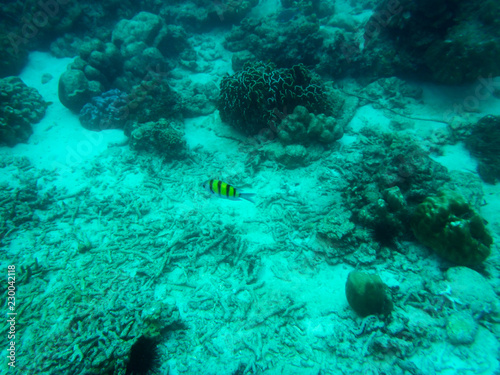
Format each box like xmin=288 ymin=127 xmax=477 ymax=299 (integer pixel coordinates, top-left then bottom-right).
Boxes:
xmin=1 ymin=0 xmax=500 ymax=374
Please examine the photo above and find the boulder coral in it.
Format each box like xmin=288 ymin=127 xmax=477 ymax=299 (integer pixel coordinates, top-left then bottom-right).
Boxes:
xmin=0 ymin=77 xmax=48 ymax=146
xmin=411 ymin=191 xmax=492 ymax=266
xmin=277 ymin=105 xmax=343 ymax=145
xmin=345 ymin=271 xmax=393 ymax=317
xmin=58 ymin=11 xmax=188 ymax=112
xmin=126 ymin=119 xmax=185 ymax=158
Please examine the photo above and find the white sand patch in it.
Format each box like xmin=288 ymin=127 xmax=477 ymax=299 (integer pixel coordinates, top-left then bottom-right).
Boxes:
xmin=347 ymin=104 xmax=392 ymax=133
xmin=2 ymin=52 xmax=128 ymax=184
xmin=430 ymin=143 xmax=478 ymax=174
xmin=421 ymin=78 xmax=500 ymax=119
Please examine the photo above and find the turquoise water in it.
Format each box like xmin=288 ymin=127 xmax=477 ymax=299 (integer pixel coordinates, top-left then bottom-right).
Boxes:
xmin=1 ymin=1 xmax=500 ymax=374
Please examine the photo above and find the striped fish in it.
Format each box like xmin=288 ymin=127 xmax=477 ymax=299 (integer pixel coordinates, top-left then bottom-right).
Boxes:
xmin=203 ymin=179 xmax=255 ymax=203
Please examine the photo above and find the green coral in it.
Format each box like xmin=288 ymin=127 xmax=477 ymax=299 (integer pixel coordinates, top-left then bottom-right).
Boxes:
xmin=411 ymin=191 xmax=492 ymax=266
xmin=0 ymin=77 xmax=48 ymax=146
xmin=345 ymin=271 xmax=393 ymax=317
xmin=218 ymin=62 xmax=331 ymax=135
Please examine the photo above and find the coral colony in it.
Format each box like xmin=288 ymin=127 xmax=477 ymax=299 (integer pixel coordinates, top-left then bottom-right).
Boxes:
xmin=1 ymin=0 xmax=500 ymax=374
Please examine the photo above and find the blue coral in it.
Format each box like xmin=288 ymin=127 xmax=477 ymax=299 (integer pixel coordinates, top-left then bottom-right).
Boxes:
xmin=79 ymin=89 xmax=129 ymax=131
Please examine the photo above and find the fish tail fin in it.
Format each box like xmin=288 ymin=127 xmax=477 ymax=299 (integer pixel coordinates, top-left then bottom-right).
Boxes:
xmin=239 ymin=193 xmax=256 ymax=203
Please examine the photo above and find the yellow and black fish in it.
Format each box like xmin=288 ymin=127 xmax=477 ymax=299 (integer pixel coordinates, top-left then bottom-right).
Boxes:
xmin=203 ymin=179 xmax=255 ymax=203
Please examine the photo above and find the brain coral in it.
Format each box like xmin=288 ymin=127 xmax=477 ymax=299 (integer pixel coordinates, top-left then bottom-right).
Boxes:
xmin=0 ymin=77 xmax=48 ymax=146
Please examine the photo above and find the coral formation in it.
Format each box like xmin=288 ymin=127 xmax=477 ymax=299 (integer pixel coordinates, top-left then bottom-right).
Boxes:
xmin=446 ymin=312 xmax=477 ymax=345
xmin=0 ymin=34 xmax=29 ymax=78
xmin=126 ymin=76 xmax=182 ymax=124
xmin=126 ymin=118 xmax=186 ymax=157
xmin=465 ymin=115 xmax=500 ymax=184
xmin=111 ymin=12 xmax=187 ymax=90
xmin=218 ymin=62 xmax=331 ymax=135
xmin=362 ymin=0 xmax=500 ymax=83
xmin=263 ymin=143 xmax=308 ymax=168
xmin=78 ymin=73 xmax=181 ymax=134
xmin=343 ymin=133 xmax=450 ymax=245
xmin=58 ymin=69 xmax=103 ymax=113
xmin=277 ymin=105 xmax=344 ymax=145
xmin=411 ymin=191 xmax=492 ymax=266
xmin=0 ymin=77 xmax=48 ymax=146
xmin=79 ymin=89 xmax=129 ymax=131
xmin=224 ymin=12 xmax=324 ymax=68
xmin=0 ymin=157 xmax=55 ymax=238
xmin=1 ymin=0 xmax=137 ymax=76
xmin=345 ymin=271 xmax=393 ymax=317
xmin=58 ymin=11 xmax=188 ymax=112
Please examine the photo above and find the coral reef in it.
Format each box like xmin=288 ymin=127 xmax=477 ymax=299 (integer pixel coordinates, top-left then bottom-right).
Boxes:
xmin=224 ymin=12 xmax=324 ymax=68
xmin=261 ymin=143 xmax=309 ymax=168
xmin=141 ymin=0 xmax=259 ymax=31
xmin=111 ymin=12 xmax=188 ymax=90
xmin=79 ymin=89 xmax=129 ymax=131
xmin=342 ymin=133 xmax=450 ymax=244
xmin=58 ymin=69 xmax=103 ymax=113
xmin=218 ymin=62 xmax=331 ymax=135
xmin=1 ymin=0 xmax=137 ymax=76
xmin=465 ymin=115 xmax=500 ymax=184
xmin=411 ymin=191 xmax=492 ymax=266
xmin=77 ymin=73 xmax=182 ymax=132
xmin=0 ymin=33 xmax=29 ymax=78
xmin=175 ymin=80 xmax=219 ymax=117
xmin=362 ymin=0 xmax=500 ymax=83
xmin=126 ymin=119 xmax=186 ymax=157
xmin=0 ymin=77 xmax=48 ymax=146
xmin=345 ymin=271 xmax=393 ymax=317
xmin=0 ymin=157 xmax=54 ymax=240
xmin=277 ymin=105 xmax=344 ymax=145
xmin=126 ymin=76 xmax=182 ymax=124
xmin=58 ymin=11 xmax=188 ymax=112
